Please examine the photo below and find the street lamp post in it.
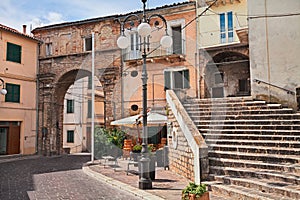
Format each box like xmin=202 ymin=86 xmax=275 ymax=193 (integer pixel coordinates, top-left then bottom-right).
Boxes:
xmin=0 ymin=78 xmax=7 ymax=95
xmin=116 ymin=0 xmax=172 ymax=189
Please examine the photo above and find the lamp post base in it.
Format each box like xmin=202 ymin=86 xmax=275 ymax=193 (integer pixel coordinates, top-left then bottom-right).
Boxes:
xmin=138 ymin=154 xmax=152 ymax=189
xmin=139 ymin=178 xmax=152 ymax=189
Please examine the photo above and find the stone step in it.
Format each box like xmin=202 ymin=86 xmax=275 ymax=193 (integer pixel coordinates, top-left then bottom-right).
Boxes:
xmin=203 ymin=181 xmax=290 ymax=200
xmin=187 ymin=108 xmax=294 ymax=116
xmin=207 ymin=143 xmax=300 ymax=156
xmin=204 ymin=133 xmax=300 ymax=141
xmin=206 ymin=139 xmax=300 ymax=148
xmin=209 ymin=166 xmax=300 ymax=184
xmin=209 ymin=157 xmax=300 ymax=175
xmin=199 ymin=124 xmax=300 ymax=131
xmin=192 ymin=113 xmax=300 ymax=120
xmin=210 ymin=176 xmax=300 ymax=200
xmin=184 ymin=104 xmax=275 ymax=111
xmin=200 ymin=129 xmax=300 ymax=135
xmin=208 ymin=150 xmax=300 ymax=164
xmin=195 ymin=119 xmax=300 ymax=126
xmin=185 ymin=96 xmax=253 ymax=103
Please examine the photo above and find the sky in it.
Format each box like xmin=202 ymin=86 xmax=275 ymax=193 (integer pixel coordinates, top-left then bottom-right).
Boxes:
xmin=0 ymin=0 xmax=187 ymax=33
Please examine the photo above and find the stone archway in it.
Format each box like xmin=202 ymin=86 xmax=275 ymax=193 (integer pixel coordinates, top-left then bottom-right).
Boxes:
xmin=37 ymin=52 xmax=121 ymax=156
xmin=199 ymin=44 xmax=249 ymax=99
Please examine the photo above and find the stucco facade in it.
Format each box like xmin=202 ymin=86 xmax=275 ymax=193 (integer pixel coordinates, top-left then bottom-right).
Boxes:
xmin=0 ymin=24 xmax=39 ymax=155
xmin=248 ymin=0 xmax=300 ymax=110
xmin=196 ymin=0 xmax=249 ymax=99
xmin=63 ymin=77 xmax=104 ymax=153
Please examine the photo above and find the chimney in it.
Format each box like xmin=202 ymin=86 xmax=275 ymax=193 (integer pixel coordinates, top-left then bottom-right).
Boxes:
xmin=22 ymin=25 xmax=27 ymax=34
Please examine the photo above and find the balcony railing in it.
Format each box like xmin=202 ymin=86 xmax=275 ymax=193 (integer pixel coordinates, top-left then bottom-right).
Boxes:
xmin=122 ymin=39 xmax=186 ymax=61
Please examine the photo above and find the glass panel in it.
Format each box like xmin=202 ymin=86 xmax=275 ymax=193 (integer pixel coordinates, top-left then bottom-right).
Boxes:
xmin=164 ymin=71 xmax=171 ymax=90
xmin=227 ymin=12 xmax=233 ymax=31
xmin=85 ymin=37 xmax=92 ymax=51
xmin=0 ymin=128 xmax=7 ymax=154
xmin=174 ymin=71 xmax=183 ymax=89
xmin=220 ymin=13 xmax=226 ymax=32
xmin=172 ymin=26 xmax=182 ymax=54
xmin=183 ymin=69 xmax=190 ymax=89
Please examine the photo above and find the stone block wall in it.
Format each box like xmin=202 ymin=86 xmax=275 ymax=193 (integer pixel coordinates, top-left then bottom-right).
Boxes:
xmin=167 ymin=106 xmax=195 ymax=181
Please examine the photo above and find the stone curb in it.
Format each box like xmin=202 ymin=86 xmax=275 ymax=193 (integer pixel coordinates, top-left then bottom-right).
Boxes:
xmin=82 ymin=166 xmax=164 ymax=200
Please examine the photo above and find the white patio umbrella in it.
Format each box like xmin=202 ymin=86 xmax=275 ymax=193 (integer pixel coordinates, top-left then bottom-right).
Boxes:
xmin=110 ymin=111 xmax=168 ymax=127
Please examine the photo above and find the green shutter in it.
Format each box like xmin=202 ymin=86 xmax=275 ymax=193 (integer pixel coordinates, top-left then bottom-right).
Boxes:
xmin=183 ymin=69 xmax=190 ymax=89
xmin=88 ymin=76 xmax=92 ymax=89
xmin=67 ymin=130 xmax=74 ymax=143
xmin=5 ymin=83 xmax=20 ymax=103
xmin=164 ymin=71 xmax=171 ymax=90
xmin=7 ymin=42 xmax=21 ymax=63
xmin=67 ymin=99 xmax=74 ymax=113
xmin=88 ymin=100 xmax=91 ymax=118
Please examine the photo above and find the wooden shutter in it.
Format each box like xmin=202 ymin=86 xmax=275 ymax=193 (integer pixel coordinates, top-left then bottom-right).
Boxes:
xmin=7 ymin=42 xmax=21 ymax=63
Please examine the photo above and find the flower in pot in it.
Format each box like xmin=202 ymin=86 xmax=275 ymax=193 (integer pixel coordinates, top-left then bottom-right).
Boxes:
xmin=182 ymin=182 xmax=209 ymax=200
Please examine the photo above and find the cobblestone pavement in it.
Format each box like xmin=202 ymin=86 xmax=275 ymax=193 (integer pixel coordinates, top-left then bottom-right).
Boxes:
xmin=0 ymin=154 xmax=140 ymax=200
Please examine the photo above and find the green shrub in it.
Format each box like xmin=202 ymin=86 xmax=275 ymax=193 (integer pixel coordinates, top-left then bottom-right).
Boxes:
xmin=182 ymin=182 xmax=207 ymax=199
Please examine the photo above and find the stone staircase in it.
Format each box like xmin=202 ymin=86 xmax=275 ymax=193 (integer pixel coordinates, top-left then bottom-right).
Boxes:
xmin=183 ymin=96 xmax=300 ymax=200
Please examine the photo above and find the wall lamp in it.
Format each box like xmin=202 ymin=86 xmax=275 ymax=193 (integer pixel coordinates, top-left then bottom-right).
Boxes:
xmin=0 ymin=78 xmax=7 ymax=95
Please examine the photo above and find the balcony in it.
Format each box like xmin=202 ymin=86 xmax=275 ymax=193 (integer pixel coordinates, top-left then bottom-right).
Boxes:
xmin=122 ymin=38 xmax=186 ymax=61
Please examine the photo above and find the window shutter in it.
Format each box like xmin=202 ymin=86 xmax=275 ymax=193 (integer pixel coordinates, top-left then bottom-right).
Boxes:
xmin=88 ymin=100 xmax=91 ymax=118
xmin=5 ymin=83 xmax=20 ymax=103
xmin=7 ymin=43 xmax=21 ymax=63
xmin=164 ymin=71 xmax=171 ymax=90
xmin=183 ymin=69 xmax=190 ymax=89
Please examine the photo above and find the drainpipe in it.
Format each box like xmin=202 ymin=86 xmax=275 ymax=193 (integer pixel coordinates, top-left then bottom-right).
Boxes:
xmin=35 ymin=42 xmax=41 ymax=155
xmin=264 ymin=0 xmax=271 ymax=102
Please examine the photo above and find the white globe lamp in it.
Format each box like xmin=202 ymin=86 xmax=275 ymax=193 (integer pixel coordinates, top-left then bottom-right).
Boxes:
xmin=160 ymin=35 xmax=173 ymax=48
xmin=117 ymin=35 xmax=130 ymax=49
xmin=137 ymin=22 xmax=151 ymax=37
xmin=1 ymin=88 xmax=7 ymax=95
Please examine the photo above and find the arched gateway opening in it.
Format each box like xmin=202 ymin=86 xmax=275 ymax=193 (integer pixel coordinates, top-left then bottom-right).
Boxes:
xmin=38 ymin=55 xmax=120 ymax=156
xmin=204 ymin=51 xmax=250 ymax=98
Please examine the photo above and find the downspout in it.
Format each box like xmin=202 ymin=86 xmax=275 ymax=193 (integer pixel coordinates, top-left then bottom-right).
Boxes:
xmin=35 ymin=42 xmax=41 ymax=154
xmin=264 ymin=0 xmax=271 ymax=102
xmin=196 ymin=0 xmax=200 ymax=98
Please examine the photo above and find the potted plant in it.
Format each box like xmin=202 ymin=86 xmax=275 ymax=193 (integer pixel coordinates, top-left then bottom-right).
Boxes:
xmin=182 ymin=182 xmax=209 ymax=200
xmin=131 ymin=144 xmax=142 ymax=162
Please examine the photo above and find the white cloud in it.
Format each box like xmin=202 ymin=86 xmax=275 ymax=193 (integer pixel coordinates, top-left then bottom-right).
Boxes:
xmin=46 ymin=12 xmax=64 ymax=24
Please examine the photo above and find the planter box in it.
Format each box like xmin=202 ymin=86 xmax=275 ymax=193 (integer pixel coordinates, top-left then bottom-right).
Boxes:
xmin=183 ymin=192 xmax=210 ymax=200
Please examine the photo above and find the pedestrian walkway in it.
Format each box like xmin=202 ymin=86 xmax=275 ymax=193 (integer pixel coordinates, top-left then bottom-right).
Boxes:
xmin=83 ymin=157 xmax=224 ymax=200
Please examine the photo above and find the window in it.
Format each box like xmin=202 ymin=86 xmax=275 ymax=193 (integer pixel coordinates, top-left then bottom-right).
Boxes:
xmin=5 ymin=83 xmax=20 ymax=103
xmin=164 ymin=69 xmax=190 ymax=90
xmin=172 ymin=26 xmax=182 ymax=54
xmin=45 ymin=43 xmax=52 ymax=56
xmin=67 ymin=130 xmax=74 ymax=143
xmin=84 ymin=37 xmax=92 ymax=51
xmin=220 ymin=12 xmax=233 ymax=43
xmin=66 ymin=99 xmax=74 ymax=113
xmin=6 ymin=42 xmax=21 ymax=63
xmin=87 ymin=100 xmax=92 ymax=118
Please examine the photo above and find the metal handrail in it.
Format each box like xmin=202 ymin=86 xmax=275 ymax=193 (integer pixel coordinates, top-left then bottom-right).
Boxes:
xmin=253 ymin=79 xmax=295 ymax=95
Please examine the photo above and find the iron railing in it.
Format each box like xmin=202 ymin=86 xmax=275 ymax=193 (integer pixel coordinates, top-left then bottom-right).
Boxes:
xmin=253 ymin=79 xmax=295 ymax=95
xmin=123 ymin=38 xmax=186 ymax=61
